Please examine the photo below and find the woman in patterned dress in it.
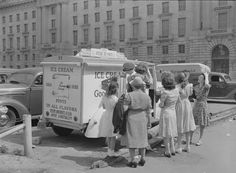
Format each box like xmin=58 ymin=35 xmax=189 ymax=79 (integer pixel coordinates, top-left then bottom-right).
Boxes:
xmin=191 ymin=73 xmax=211 ymax=146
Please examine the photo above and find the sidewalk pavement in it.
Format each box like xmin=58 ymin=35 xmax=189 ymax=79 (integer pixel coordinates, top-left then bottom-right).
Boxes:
xmin=90 ymin=102 xmax=236 ymax=169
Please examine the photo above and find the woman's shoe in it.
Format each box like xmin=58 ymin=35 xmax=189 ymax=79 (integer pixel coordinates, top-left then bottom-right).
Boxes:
xmin=176 ymin=148 xmax=182 ymax=153
xmin=171 ymin=152 xmax=175 ymax=156
xmin=183 ymin=147 xmax=190 ymax=152
xmin=195 ymin=141 xmax=202 ymax=146
xmin=164 ymin=152 xmax=171 ymax=158
xmin=138 ymin=159 xmax=146 ymax=166
xmin=127 ymin=161 xmax=137 ymax=168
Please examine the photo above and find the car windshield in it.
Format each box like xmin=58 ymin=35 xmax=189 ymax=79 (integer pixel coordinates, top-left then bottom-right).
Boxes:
xmin=224 ymin=75 xmax=231 ymax=82
xmin=7 ymin=73 xmax=34 ymax=86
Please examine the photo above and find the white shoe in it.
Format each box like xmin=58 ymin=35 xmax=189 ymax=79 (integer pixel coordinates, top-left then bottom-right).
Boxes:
xmin=176 ymin=147 xmax=182 ymax=153
xmin=183 ymin=146 xmax=190 ymax=152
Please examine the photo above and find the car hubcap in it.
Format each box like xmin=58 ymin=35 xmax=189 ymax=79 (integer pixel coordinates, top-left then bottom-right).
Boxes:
xmin=0 ymin=114 xmax=9 ymax=126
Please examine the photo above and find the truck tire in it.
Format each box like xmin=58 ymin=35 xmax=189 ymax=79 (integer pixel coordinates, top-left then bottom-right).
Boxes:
xmin=52 ymin=125 xmax=73 ymax=136
xmin=0 ymin=108 xmax=16 ymax=128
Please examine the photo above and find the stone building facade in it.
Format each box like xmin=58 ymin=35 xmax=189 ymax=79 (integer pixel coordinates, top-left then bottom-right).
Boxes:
xmin=0 ymin=0 xmax=235 ymax=78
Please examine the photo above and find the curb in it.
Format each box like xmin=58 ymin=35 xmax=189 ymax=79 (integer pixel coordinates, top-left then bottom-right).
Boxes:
xmin=91 ymin=106 xmax=236 ymax=169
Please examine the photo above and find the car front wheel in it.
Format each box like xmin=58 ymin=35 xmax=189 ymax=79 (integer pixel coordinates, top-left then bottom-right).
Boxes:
xmin=0 ymin=108 xmax=17 ymax=128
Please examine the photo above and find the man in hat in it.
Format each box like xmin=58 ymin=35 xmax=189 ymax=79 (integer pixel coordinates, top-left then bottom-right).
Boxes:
xmin=122 ymin=62 xmax=136 ymax=92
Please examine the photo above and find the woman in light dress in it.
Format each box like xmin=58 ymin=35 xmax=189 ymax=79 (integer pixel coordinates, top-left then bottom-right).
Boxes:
xmin=175 ymin=72 xmax=196 ymax=153
xmin=159 ymin=71 xmax=179 ymax=158
xmin=98 ymin=81 xmax=119 ymax=156
xmin=191 ymin=73 xmax=211 ymax=146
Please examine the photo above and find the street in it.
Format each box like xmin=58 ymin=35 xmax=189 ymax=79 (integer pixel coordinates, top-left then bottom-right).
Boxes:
xmin=88 ymin=117 xmax=236 ymax=173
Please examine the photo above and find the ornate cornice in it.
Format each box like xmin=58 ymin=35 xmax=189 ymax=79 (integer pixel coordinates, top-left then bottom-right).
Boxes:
xmin=0 ymin=0 xmax=36 ymax=9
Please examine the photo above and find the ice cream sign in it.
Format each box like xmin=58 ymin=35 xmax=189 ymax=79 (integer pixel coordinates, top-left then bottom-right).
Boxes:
xmin=43 ymin=65 xmax=81 ymax=122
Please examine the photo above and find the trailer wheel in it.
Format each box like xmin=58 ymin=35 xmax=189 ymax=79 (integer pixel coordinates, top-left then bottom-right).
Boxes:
xmin=52 ymin=125 xmax=73 ymax=136
xmin=0 ymin=108 xmax=17 ymax=128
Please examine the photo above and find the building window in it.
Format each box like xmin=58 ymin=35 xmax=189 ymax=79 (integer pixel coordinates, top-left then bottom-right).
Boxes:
xmin=120 ymin=0 xmax=124 ymax=3
xmin=17 ymin=65 xmax=20 ymax=69
xmin=24 ymin=36 xmax=28 ymax=48
xmin=161 ymin=61 xmax=169 ymax=64
xmin=178 ymin=0 xmax=186 ymax=11
xmin=106 ymin=25 xmax=112 ymax=41
xmin=95 ymin=27 xmax=100 ymax=44
xmin=2 ymin=27 xmax=5 ymax=35
xmin=51 ymin=6 xmax=55 ymax=15
xmin=178 ymin=18 xmax=186 ymax=37
xmin=147 ymin=4 xmax=153 ymax=16
xmin=32 ymin=54 xmax=35 ymax=61
xmin=17 ymin=25 xmax=20 ymax=33
xmin=2 ymin=39 xmax=6 ymax=51
xmin=25 ymin=65 xmax=28 ymax=68
xmin=119 ymin=48 xmax=124 ymax=53
xmin=133 ymin=6 xmax=139 ymax=17
xmin=107 ymin=11 xmax=112 ymax=21
xmin=178 ymin=60 xmax=186 ymax=63
xmin=84 ymin=1 xmax=88 ymax=9
xmin=25 ymin=54 xmax=28 ymax=61
xmin=147 ymin=21 xmax=153 ymax=40
xmin=10 ymin=55 xmax=13 ymax=61
xmin=132 ymin=47 xmax=138 ymax=56
xmin=9 ymin=26 xmax=13 ymax=33
xmin=73 ymin=16 xmax=77 ymax=25
xmin=17 ymin=37 xmax=20 ymax=50
xmin=73 ymin=3 xmax=77 ymax=12
xmin=147 ymin=46 xmax=153 ymax=55
xmin=17 ymin=55 xmax=20 ymax=61
xmin=16 ymin=14 xmax=20 ymax=21
xmin=83 ymin=29 xmax=89 ymax=42
xmin=3 ymin=56 xmax=6 ymax=61
xmin=178 ymin=44 xmax=185 ymax=53
xmin=24 ymin=12 xmax=28 ymax=20
xmin=84 ymin=14 xmax=88 ymax=24
xmin=218 ymin=12 xmax=227 ymax=30
xmin=73 ymin=30 xmax=78 ymax=46
xmin=32 ymin=35 xmax=36 ymax=49
xmin=9 ymin=37 xmax=13 ymax=48
xmin=51 ymin=33 xmax=56 ymax=44
xmin=162 ymin=45 xmax=168 ymax=54
xmin=133 ymin=23 xmax=139 ymax=39
xmin=24 ymin=24 xmax=28 ymax=32
xmin=51 ymin=19 xmax=56 ymax=29
xmin=119 ymin=25 xmax=125 ymax=42
xmin=9 ymin=15 xmax=12 ymax=22
xmin=219 ymin=0 xmax=228 ymax=6
xmin=162 ymin=19 xmax=169 ymax=37
xmin=32 ymin=22 xmax=36 ymax=31
xmin=2 ymin=16 xmax=5 ymax=24
xmin=119 ymin=8 xmax=125 ymax=19
xmin=32 ymin=10 xmax=36 ymax=18
xmin=95 ymin=0 xmax=100 ymax=7
xmin=107 ymin=0 xmax=112 ymax=6
xmin=162 ymin=2 xmax=169 ymax=14
xmin=95 ymin=12 xmax=100 ymax=22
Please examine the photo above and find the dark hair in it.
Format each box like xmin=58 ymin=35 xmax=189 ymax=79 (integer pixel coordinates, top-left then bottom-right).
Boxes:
xmin=106 ymin=81 xmax=118 ymax=96
xmin=175 ymin=72 xmax=186 ymax=84
xmin=161 ymin=71 xmax=176 ymax=90
xmin=134 ymin=63 xmax=147 ymax=74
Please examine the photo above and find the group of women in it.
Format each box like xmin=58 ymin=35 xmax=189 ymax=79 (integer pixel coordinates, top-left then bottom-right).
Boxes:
xmin=96 ymin=62 xmax=210 ymax=168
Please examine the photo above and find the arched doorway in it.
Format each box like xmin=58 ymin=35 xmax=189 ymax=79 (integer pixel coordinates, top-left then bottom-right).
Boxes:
xmin=211 ymin=44 xmax=229 ymax=74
